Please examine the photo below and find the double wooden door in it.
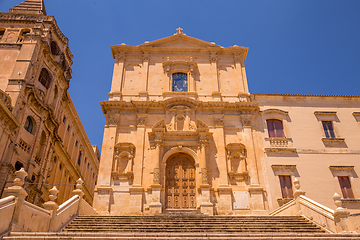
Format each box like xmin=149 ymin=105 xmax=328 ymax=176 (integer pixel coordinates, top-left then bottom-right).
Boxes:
xmin=165 ymin=153 xmax=196 ymax=209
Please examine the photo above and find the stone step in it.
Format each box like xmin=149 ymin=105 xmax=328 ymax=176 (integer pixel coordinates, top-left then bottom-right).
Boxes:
xmin=5 ymin=232 xmax=360 ymax=240
xmin=66 ymin=222 xmax=316 ymax=227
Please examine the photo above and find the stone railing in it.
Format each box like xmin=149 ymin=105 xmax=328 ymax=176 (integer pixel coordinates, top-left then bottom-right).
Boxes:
xmin=0 ymin=168 xmax=97 ymax=237
xmin=264 ymin=138 xmax=296 ymax=152
xmin=0 ymin=196 xmax=16 ymax=236
xmin=0 ymin=89 xmax=12 ymax=111
xmin=270 ymin=178 xmax=357 ymax=233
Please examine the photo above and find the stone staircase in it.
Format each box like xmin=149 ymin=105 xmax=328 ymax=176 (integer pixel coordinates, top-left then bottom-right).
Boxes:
xmin=4 ymin=215 xmax=360 ymax=239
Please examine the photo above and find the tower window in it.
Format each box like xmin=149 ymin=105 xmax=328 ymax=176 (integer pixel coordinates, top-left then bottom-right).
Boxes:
xmin=38 ymin=68 xmax=52 ymax=89
xmin=266 ymin=119 xmax=284 ymax=138
xmin=77 ymin=152 xmax=82 ymax=166
xmin=51 ymin=41 xmax=61 ymax=55
xmin=15 ymin=161 xmax=24 ymax=171
xmin=0 ymin=29 xmax=5 ymax=40
xmin=172 ymin=73 xmax=188 ymax=92
xmin=24 ymin=116 xmax=34 ymax=134
xmin=322 ymin=121 xmax=335 ymax=138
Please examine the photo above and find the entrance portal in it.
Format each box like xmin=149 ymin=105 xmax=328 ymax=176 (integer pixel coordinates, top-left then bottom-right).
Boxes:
xmin=165 ymin=153 xmax=196 ymax=209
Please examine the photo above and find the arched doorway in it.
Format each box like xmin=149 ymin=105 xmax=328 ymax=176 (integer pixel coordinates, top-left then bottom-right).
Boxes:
xmin=165 ymin=153 xmax=196 ymax=209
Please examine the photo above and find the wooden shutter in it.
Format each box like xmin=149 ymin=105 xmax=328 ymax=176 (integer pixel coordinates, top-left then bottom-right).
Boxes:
xmin=279 ymin=175 xmax=293 ymax=199
xmin=338 ymin=176 xmax=354 ymax=199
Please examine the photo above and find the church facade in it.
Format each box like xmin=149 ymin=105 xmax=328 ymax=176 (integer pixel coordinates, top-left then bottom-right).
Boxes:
xmin=93 ymin=29 xmax=360 ymax=216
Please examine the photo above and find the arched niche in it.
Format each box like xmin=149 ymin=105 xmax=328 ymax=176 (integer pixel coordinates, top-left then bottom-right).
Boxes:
xmin=112 ymin=142 xmax=135 ymax=181
xmin=225 ymin=143 xmax=248 ymax=181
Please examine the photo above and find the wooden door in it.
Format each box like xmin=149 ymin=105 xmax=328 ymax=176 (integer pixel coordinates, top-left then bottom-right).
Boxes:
xmin=165 ymin=153 xmax=196 ymax=209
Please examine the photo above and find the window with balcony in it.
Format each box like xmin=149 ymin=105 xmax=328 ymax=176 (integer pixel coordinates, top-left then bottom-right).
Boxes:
xmin=266 ymin=119 xmax=284 ymax=138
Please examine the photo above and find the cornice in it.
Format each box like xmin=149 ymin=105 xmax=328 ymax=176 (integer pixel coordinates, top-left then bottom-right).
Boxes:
xmin=100 ymin=99 xmax=260 ymax=114
xmin=252 ymin=93 xmax=360 ymax=99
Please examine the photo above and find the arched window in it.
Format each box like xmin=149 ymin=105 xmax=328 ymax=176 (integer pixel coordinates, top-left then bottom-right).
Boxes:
xmin=0 ymin=28 xmax=5 ymax=41
xmin=15 ymin=161 xmax=23 ymax=171
xmin=172 ymin=73 xmax=188 ymax=92
xmin=24 ymin=116 xmax=34 ymax=133
xmin=50 ymin=41 xmax=61 ymax=55
xmin=38 ymin=68 xmax=51 ymax=89
xmin=266 ymin=119 xmax=284 ymax=138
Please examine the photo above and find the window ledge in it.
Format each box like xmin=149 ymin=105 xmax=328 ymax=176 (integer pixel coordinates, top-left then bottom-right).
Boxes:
xmin=321 ymin=138 xmax=345 ymax=142
xmin=265 ymin=147 xmax=297 ymax=153
xmin=341 ymin=199 xmax=360 ymax=203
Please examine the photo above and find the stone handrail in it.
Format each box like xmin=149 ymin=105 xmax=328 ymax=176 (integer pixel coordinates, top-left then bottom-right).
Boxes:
xmin=270 ymin=195 xmax=336 ymax=233
xmin=57 ymin=195 xmax=80 ymax=216
xmin=51 ymin=195 xmax=80 ymax=231
xmin=0 ymin=89 xmax=12 ymax=111
xmin=23 ymin=201 xmax=51 ymax=217
xmin=0 ymin=196 xmax=16 ymax=236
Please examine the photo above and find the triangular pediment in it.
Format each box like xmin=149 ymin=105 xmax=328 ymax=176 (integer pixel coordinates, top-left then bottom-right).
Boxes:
xmin=138 ymin=33 xmax=222 ymax=49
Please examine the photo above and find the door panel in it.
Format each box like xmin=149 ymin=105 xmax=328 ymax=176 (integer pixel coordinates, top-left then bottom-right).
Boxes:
xmin=165 ymin=153 xmax=196 ymax=209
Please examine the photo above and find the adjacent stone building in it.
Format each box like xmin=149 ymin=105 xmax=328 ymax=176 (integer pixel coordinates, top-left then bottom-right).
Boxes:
xmin=0 ymin=0 xmax=99 ymax=206
xmin=93 ymin=28 xmax=360 ymax=216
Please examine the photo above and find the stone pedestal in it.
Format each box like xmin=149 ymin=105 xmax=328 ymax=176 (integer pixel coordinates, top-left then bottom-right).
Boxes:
xmin=248 ymin=185 xmax=266 ymax=214
xmin=93 ymin=185 xmax=113 ymax=215
xmin=129 ymin=185 xmax=144 ymax=214
xmin=217 ymin=185 xmax=232 ymax=214
xmin=149 ymin=184 xmax=162 ymax=215
xmin=199 ymin=184 xmax=213 ymax=216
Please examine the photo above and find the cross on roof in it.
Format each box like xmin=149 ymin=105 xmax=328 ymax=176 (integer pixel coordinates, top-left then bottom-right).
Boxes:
xmin=176 ymin=27 xmax=183 ymax=34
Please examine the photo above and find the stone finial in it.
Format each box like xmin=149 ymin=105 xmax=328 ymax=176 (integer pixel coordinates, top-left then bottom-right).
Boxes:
xmin=76 ymin=178 xmax=83 ymax=190
xmin=333 ymin=192 xmax=343 ymax=210
xmin=72 ymin=178 xmax=84 ymax=197
xmin=333 ymin=192 xmax=352 ymax=233
xmin=14 ymin=167 xmax=28 ymax=187
xmin=293 ymin=178 xmax=305 ymax=198
xmin=48 ymin=186 xmax=59 ymax=202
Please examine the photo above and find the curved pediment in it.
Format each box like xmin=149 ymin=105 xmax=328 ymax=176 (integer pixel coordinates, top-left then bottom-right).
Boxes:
xmin=162 ymin=97 xmax=201 ymax=110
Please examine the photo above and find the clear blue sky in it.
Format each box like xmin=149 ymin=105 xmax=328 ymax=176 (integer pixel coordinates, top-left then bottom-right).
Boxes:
xmin=1 ymin=0 xmax=360 ymax=150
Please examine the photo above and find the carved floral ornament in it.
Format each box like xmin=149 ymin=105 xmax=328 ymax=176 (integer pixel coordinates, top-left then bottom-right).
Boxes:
xmin=106 ymin=114 xmax=119 ymax=126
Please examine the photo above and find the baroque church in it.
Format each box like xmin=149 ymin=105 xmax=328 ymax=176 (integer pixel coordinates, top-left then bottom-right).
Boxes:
xmin=1 ymin=0 xmax=360 ymax=238
xmin=93 ymin=27 xmax=360 ymax=216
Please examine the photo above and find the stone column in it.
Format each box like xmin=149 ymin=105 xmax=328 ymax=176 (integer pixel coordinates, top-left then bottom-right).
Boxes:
xmin=149 ymin=137 xmax=163 ymax=215
xmin=198 ymin=133 xmax=213 ymax=216
xmin=140 ymin=52 xmax=150 ymax=99
xmin=129 ymin=114 xmax=146 ymax=214
xmin=93 ymin=114 xmax=118 ymax=215
xmin=110 ymin=53 xmax=125 ymax=100
xmin=241 ymin=114 xmax=266 ymax=213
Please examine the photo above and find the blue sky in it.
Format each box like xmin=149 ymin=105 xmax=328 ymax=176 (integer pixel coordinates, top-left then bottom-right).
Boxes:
xmin=1 ymin=0 xmax=360 ymax=150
